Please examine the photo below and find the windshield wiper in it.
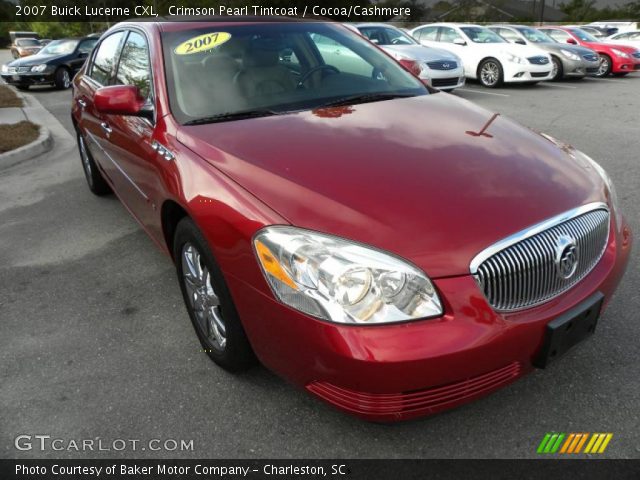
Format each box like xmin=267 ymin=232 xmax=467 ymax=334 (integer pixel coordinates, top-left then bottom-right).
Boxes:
xmin=184 ymin=109 xmax=280 ymax=125
xmin=316 ymin=92 xmax=419 ymax=109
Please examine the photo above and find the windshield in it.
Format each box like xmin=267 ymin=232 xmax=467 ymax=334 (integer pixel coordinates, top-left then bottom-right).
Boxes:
xmin=162 ymin=23 xmax=428 ymax=124
xmin=517 ymin=27 xmax=555 ymax=43
xmin=16 ymin=39 xmax=40 ymax=47
xmin=40 ymin=40 xmax=79 ymax=55
xmin=570 ymin=28 xmax=599 ymax=42
xmin=461 ymin=27 xmax=506 ymax=43
xmin=358 ymin=26 xmax=418 ymax=46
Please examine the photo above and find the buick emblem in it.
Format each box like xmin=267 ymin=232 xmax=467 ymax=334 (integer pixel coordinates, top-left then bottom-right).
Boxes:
xmin=555 ymin=235 xmax=579 ymax=280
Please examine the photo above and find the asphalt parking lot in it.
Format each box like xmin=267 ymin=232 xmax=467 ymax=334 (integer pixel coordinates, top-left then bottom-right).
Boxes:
xmin=1 ymin=47 xmax=638 ymax=459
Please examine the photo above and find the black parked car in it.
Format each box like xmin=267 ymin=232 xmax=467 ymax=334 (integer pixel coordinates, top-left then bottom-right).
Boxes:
xmin=1 ymin=36 xmax=98 ymax=90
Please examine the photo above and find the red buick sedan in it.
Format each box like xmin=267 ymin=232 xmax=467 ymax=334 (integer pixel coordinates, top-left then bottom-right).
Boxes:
xmin=72 ymin=19 xmax=631 ymax=421
xmin=538 ymin=25 xmax=640 ymax=76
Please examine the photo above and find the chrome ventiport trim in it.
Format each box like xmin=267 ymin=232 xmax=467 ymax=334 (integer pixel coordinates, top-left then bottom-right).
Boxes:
xmin=470 ymin=202 xmax=610 ymax=312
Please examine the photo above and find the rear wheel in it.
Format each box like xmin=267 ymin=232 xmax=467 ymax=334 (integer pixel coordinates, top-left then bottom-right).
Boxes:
xmin=54 ymin=67 xmax=71 ymax=89
xmin=551 ymin=56 xmax=563 ymax=81
xmin=478 ymin=59 xmax=503 ymax=88
xmin=595 ymin=54 xmax=612 ymax=77
xmin=174 ymin=218 xmax=256 ymax=372
xmin=77 ymin=130 xmax=111 ymax=195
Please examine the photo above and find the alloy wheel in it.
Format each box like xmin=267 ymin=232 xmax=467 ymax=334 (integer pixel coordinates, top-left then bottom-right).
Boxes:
xmin=551 ymin=61 xmax=559 ymax=79
xmin=481 ymin=62 xmax=499 ymax=87
xmin=62 ymin=70 xmax=71 ymax=88
xmin=181 ymin=243 xmax=227 ymax=350
xmin=597 ymin=57 xmax=610 ymax=77
xmin=78 ymin=134 xmax=93 ymax=186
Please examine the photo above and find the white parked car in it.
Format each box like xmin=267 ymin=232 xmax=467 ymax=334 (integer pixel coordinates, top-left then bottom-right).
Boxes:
xmin=409 ymin=23 xmax=553 ymax=87
xmin=605 ymin=30 xmax=640 ymax=48
xmin=347 ymin=23 xmax=465 ymax=91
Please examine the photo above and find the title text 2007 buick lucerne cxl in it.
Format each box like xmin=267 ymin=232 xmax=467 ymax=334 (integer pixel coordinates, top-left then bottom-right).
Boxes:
xmin=71 ymin=19 xmax=631 ymax=421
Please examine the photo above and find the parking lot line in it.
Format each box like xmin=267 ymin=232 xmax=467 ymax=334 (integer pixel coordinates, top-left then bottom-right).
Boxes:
xmin=456 ymin=88 xmax=510 ymax=97
xmin=540 ymin=83 xmax=578 ymax=89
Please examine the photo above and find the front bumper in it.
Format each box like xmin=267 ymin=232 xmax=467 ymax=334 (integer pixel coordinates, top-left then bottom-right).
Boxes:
xmin=503 ymin=62 xmax=552 ymax=82
xmin=421 ymin=67 xmax=466 ymax=91
xmin=611 ymin=55 xmax=640 ymax=73
xmin=228 ymin=215 xmax=631 ymax=422
xmin=1 ymin=71 xmax=55 ymax=86
xmin=561 ymin=57 xmax=600 ymax=77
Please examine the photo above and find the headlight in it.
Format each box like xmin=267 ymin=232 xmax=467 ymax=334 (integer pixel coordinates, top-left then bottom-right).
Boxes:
xmin=611 ymin=48 xmax=629 ymax=58
xmin=30 ymin=64 xmax=48 ymax=73
xmin=560 ymin=49 xmax=580 ymax=61
xmin=505 ymin=52 xmax=527 ymax=64
xmin=254 ymin=226 xmax=443 ymax=324
xmin=573 ymin=150 xmax=621 ymax=228
xmin=1 ymin=64 xmax=8 ymax=73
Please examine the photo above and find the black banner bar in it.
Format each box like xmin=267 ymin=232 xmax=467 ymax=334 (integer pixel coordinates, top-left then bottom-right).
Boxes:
xmin=2 ymin=459 xmax=640 ymax=480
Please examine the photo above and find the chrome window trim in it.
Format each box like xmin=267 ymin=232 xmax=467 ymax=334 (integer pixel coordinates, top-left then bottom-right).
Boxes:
xmin=469 ymin=202 xmax=609 ymax=275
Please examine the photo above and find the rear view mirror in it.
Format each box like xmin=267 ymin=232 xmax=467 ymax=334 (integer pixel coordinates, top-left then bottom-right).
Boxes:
xmin=94 ymin=85 xmax=145 ymax=116
xmin=453 ymin=38 xmax=467 ymax=46
xmin=567 ymin=38 xmax=578 ymax=44
xmin=515 ymin=39 xmax=526 ymax=45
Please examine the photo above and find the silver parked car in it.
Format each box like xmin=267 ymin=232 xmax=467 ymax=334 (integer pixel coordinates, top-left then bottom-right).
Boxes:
xmin=349 ymin=23 xmax=465 ymax=91
xmin=489 ymin=25 xmax=600 ymax=80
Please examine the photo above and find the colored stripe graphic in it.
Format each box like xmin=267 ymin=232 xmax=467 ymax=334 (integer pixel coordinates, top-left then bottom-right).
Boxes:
xmin=538 ymin=433 xmax=613 ymax=454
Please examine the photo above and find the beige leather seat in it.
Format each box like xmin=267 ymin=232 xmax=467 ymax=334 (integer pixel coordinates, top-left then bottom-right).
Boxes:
xmin=236 ymin=47 xmax=297 ymax=99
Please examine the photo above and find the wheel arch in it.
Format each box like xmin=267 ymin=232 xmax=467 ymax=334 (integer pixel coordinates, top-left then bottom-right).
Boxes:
xmin=476 ymin=56 xmax=502 ymax=78
xmin=161 ymin=199 xmax=190 ymax=261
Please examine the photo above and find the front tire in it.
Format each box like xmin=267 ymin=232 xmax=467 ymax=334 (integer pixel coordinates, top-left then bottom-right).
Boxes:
xmin=54 ymin=67 xmax=71 ymax=89
xmin=174 ymin=218 xmax=256 ymax=372
xmin=551 ymin=56 xmax=563 ymax=81
xmin=77 ymin=130 xmax=111 ymax=195
xmin=478 ymin=59 xmax=503 ymax=88
xmin=595 ymin=54 xmax=612 ymax=77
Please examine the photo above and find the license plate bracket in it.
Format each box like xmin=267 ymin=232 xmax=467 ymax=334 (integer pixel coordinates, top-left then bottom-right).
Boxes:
xmin=533 ymin=292 xmax=604 ymax=369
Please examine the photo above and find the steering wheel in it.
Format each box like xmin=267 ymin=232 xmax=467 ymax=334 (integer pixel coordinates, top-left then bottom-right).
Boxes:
xmin=297 ymin=65 xmax=340 ymax=88
xmin=390 ymin=37 xmax=402 ymax=45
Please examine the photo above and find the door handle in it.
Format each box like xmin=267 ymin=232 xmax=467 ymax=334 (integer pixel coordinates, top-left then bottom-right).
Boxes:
xmin=100 ymin=122 xmax=112 ymax=135
xmin=78 ymin=99 xmax=87 ymax=109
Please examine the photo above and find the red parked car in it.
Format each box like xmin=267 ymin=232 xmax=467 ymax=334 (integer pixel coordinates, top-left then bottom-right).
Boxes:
xmin=538 ymin=25 xmax=640 ymax=76
xmin=72 ymin=20 xmax=631 ymax=421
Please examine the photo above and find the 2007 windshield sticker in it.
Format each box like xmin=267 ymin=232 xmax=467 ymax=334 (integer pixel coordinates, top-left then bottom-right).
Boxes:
xmin=174 ymin=32 xmax=231 ymax=55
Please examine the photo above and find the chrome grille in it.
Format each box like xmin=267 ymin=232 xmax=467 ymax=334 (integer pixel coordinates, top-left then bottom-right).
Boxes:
xmin=528 ymin=55 xmax=549 ymax=65
xmin=426 ymin=61 xmax=457 ymax=70
xmin=471 ymin=204 xmax=610 ymax=312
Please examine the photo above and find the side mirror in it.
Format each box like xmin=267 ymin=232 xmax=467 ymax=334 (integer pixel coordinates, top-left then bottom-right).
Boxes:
xmin=515 ymin=39 xmax=526 ymax=45
xmin=453 ymin=38 xmax=467 ymax=46
xmin=94 ymin=85 xmax=145 ymax=116
xmin=566 ymin=38 xmax=578 ymax=44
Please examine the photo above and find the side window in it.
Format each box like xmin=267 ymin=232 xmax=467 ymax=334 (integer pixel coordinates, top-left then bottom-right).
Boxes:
xmin=78 ymin=39 xmax=97 ymax=55
xmin=415 ymin=27 xmax=438 ymax=41
xmin=496 ymin=28 xmax=520 ymax=43
xmin=359 ymin=28 xmax=386 ymax=45
xmin=440 ymin=27 xmax=463 ymax=43
xmin=384 ymin=28 xmax=413 ymax=45
xmin=309 ymin=33 xmax=373 ymax=77
xmin=115 ymin=31 xmax=151 ymax=99
xmin=545 ymin=29 xmax=570 ymax=42
xmin=89 ymin=32 xmax=125 ymax=85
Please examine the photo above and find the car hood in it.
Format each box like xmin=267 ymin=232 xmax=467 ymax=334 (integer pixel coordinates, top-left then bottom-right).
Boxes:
xmin=177 ymin=94 xmax=605 ymax=278
xmin=537 ymin=43 xmax=596 ymax=56
xmin=381 ymin=44 xmax=459 ymax=63
xmin=7 ymin=53 xmax=67 ymax=66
